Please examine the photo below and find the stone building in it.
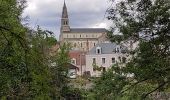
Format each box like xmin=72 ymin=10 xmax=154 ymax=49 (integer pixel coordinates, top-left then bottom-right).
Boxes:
xmin=59 ymin=1 xmax=107 ymax=52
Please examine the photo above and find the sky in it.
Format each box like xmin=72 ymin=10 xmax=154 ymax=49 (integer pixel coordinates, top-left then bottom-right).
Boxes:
xmin=23 ymin=0 xmax=113 ymax=39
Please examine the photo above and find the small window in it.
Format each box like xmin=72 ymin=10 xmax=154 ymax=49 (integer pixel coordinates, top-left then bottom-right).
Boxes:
xmin=118 ymin=56 xmax=121 ymax=62
xmin=122 ymin=57 xmax=126 ymax=63
xmin=103 ymin=67 xmax=106 ymax=72
xmin=93 ymin=58 xmax=96 ymax=64
xmin=102 ymin=58 xmax=106 ymax=64
xmin=112 ymin=58 xmax=115 ymax=63
xmin=80 ymin=35 xmax=81 ymax=38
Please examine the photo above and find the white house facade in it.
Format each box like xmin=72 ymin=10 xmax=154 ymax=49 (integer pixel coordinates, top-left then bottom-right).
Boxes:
xmin=86 ymin=43 xmax=128 ymax=77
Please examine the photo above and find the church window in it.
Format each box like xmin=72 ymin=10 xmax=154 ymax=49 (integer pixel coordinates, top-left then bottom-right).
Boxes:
xmin=86 ymin=35 xmax=88 ymax=37
xmin=94 ymin=43 xmax=96 ymax=46
xmin=81 ymin=43 xmax=82 ymax=47
xmin=80 ymin=35 xmax=81 ymax=38
xmin=65 ymin=21 xmax=68 ymax=25
xmin=74 ymin=43 xmax=76 ymax=47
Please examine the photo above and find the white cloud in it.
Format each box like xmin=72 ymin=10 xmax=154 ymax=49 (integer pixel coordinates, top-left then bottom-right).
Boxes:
xmin=23 ymin=0 xmax=113 ymax=39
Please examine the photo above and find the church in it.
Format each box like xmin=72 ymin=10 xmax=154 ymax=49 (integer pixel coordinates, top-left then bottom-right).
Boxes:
xmin=59 ymin=1 xmax=108 ymax=52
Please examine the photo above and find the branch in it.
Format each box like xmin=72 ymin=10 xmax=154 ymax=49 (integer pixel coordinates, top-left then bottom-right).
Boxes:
xmin=120 ymin=78 xmax=149 ymax=94
xmin=0 ymin=25 xmax=27 ymax=49
xmin=142 ymin=81 xmax=170 ymax=99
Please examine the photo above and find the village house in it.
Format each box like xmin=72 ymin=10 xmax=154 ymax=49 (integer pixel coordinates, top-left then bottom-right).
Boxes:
xmin=86 ymin=43 xmax=128 ymax=77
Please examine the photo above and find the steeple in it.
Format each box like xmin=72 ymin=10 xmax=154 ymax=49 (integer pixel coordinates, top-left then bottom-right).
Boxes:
xmin=61 ymin=0 xmax=70 ymax=32
xmin=62 ymin=0 xmax=68 ymax=18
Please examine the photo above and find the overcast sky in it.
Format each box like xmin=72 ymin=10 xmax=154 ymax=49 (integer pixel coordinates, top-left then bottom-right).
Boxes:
xmin=23 ymin=0 xmax=113 ymax=39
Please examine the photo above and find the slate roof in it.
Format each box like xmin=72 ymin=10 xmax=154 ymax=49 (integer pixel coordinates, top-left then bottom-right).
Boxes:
xmin=88 ymin=43 xmax=127 ymax=54
xmin=70 ymin=28 xmax=106 ymax=33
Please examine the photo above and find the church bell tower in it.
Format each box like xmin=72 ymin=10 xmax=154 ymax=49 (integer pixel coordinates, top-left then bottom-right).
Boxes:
xmin=60 ymin=0 xmax=70 ymax=32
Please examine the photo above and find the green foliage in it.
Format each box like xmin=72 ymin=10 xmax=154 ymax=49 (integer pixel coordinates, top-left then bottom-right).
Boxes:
xmin=0 ymin=0 xmax=71 ymax=99
xmin=92 ymin=63 xmax=102 ymax=71
xmin=107 ymin=31 xmax=124 ymax=43
xmin=91 ymin=67 xmax=128 ymax=100
xmin=50 ymin=43 xmax=71 ymax=99
xmin=90 ymin=0 xmax=170 ymax=99
xmin=0 ymin=0 xmax=28 ymax=99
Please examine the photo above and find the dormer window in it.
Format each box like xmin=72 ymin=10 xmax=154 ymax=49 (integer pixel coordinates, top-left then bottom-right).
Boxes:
xmin=96 ymin=46 xmax=102 ymax=54
xmin=115 ymin=46 xmax=120 ymax=53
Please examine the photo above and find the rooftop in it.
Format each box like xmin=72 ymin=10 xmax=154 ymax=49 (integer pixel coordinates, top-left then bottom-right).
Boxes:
xmin=88 ymin=43 xmax=127 ymax=54
xmin=70 ymin=28 xmax=106 ymax=33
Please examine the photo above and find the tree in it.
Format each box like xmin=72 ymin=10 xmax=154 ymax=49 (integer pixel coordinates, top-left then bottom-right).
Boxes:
xmin=92 ymin=0 xmax=170 ymax=99
xmin=0 ymin=0 xmax=29 ymax=99
xmin=50 ymin=43 xmax=71 ymax=99
xmin=0 ymin=0 xmax=71 ymax=99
